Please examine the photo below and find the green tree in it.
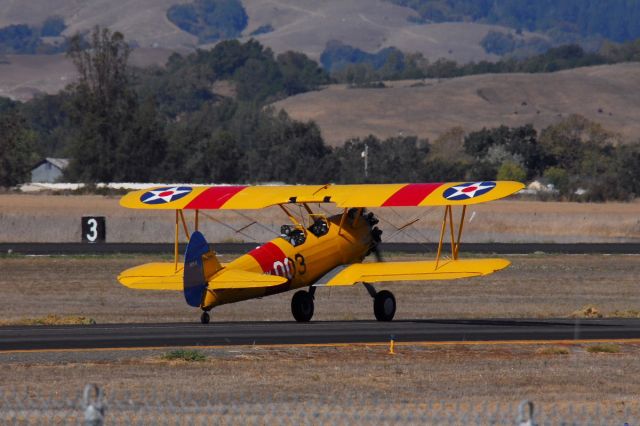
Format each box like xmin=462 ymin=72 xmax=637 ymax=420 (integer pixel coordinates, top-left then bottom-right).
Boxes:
xmin=543 ymin=166 xmax=569 ymax=195
xmin=0 ymin=110 xmax=36 ymax=187
xmin=614 ymin=143 xmax=640 ymax=198
xmin=539 ymin=114 xmax=615 ymax=172
xmin=497 ymin=160 xmax=526 ymax=182
xmin=277 ymin=51 xmax=330 ymax=96
xmin=332 ymin=135 xmax=429 ymax=183
xmin=65 ymin=27 xmax=166 ymax=182
xmin=167 ymin=0 xmax=248 ymax=43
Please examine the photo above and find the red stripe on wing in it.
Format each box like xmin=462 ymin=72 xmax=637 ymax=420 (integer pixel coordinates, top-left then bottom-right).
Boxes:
xmin=381 ymin=183 xmax=442 ymax=207
xmin=248 ymin=242 xmax=286 ymax=274
xmin=185 ymin=186 xmax=247 ymax=209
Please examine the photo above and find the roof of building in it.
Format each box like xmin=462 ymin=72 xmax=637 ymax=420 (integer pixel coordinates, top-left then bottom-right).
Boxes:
xmin=32 ymin=158 xmax=69 ymax=170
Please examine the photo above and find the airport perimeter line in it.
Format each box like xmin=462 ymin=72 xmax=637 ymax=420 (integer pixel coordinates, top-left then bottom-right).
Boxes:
xmin=2 ymin=242 xmax=640 ymax=255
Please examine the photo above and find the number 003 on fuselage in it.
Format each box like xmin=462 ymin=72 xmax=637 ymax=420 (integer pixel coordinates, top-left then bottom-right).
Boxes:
xmin=117 ymin=181 xmax=523 ymax=323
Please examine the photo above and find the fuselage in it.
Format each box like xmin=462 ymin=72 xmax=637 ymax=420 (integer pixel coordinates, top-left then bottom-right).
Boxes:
xmin=202 ymin=211 xmax=374 ymax=309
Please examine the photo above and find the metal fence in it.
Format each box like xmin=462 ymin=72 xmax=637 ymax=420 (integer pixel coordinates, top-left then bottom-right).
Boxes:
xmin=1 ymin=385 xmax=638 ymax=425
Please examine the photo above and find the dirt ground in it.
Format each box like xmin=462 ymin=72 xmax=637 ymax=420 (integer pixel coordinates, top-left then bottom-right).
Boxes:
xmin=1 ymin=343 xmax=640 ymax=414
xmin=0 ymin=253 xmax=638 ymax=323
xmin=1 ymin=254 xmax=640 ymax=415
xmin=1 ymin=193 xmax=639 ymax=243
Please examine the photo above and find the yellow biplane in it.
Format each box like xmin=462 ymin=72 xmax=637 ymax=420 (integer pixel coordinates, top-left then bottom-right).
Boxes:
xmin=118 ymin=181 xmax=523 ymax=323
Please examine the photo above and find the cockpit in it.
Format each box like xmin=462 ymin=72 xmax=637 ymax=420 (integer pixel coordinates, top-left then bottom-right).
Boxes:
xmin=279 ymin=215 xmax=330 ymax=247
xmin=280 ymin=224 xmax=306 ymax=246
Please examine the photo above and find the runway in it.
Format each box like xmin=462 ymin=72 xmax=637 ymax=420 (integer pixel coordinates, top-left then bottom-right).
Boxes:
xmin=2 ymin=319 xmax=640 ymax=352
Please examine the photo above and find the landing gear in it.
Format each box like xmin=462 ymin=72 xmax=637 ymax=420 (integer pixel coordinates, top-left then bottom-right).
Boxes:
xmin=374 ymin=290 xmax=396 ymax=321
xmin=364 ymin=283 xmax=396 ymax=321
xmin=200 ymin=311 xmax=210 ymax=324
xmin=291 ymin=290 xmax=314 ymax=322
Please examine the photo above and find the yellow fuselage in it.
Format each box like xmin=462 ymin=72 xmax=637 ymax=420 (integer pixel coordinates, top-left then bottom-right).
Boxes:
xmin=202 ymin=213 xmax=373 ymax=309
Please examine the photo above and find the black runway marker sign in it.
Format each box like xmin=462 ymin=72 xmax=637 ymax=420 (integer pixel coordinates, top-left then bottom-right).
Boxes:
xmin=82 ymin=216 xmax=106 ymax=243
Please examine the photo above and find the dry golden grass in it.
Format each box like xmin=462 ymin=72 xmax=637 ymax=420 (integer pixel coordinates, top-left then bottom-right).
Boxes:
xmin=611 ymin=310 xmax=640 ymax=318
xmin=1 ymin=343 xmax=639 ymax=406
xmin=275 ymin=63 xmax=640 ymax=145
xmin=0 ymin=254 xmax=639 ymax=323
xmin=570 ymin=305 xmax=603 ymax=319
xmin=0 ymin=0 xmax=504 ymax=101
xmin=0 ymin=314 xmax=96 ymax=326
xmin=1 ymin=194 xmax=639 ymax=243
xmin=1 ymin=253 xmax=638 ymax=409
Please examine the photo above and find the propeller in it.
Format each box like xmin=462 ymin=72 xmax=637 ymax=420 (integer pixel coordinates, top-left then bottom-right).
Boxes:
xmin=371 ymin=243 xmax=384 ymax=262
xmin=365 ymin=210 xmax=384 ymax=262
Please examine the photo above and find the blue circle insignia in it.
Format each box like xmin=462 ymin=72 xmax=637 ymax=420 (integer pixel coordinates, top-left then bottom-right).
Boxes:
xmin=443 ymin=181 xmax=496 ymax=201
xmin=140 ymin=186 xmax=193 ymax=204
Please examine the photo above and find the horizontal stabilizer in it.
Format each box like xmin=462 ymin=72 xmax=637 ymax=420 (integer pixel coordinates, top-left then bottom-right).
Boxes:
xmin=208 ymin=269 xmax=287 ymax=290
xmin=118 ymin=262 xmax=183 ymax=290
xmin=324 ymin=258 xmax=510 ymax=286
xmin=118 ymin=264 xmax=284 ymax=290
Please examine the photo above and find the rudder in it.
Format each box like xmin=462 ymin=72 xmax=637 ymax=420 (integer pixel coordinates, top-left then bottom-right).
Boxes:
xmin=183 ymin=231 xmax=222 ymax=307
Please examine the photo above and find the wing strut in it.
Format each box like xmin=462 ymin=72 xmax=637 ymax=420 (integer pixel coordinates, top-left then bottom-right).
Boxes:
xmin=174 ymin=210 xmax=179 ymax=272
xmin=435 ymin=205 xmax=467 ymax=268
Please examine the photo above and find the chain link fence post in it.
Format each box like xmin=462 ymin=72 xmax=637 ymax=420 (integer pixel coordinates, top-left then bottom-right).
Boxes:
xmin=83 ymin=384 xmax=105 ymax=426
xmin=517 ymin=400 xmax=535 ymax=426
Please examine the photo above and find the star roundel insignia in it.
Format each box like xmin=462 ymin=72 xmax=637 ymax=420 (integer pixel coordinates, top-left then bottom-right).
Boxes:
xmin=443 ymin=181 xmax=497 ymax=201
xmin=140 ymin=186 xmax=192 ymax=205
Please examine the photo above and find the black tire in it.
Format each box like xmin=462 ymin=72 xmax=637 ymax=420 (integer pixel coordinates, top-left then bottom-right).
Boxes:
xmin=200 ymin=311 xmax=210 ymax=324
xmin=374 ymin=290 xmax=396 ymax=321
xmin=291 ymin=290 xmax=314 ymax=322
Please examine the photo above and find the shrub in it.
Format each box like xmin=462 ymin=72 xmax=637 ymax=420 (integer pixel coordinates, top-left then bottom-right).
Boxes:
xmin=497 ymin=160 xmax=527 ymax=182
xmin=161 ymin=349 xmax=207 ymax=361
xmin=586 ymin=344 xmax=620 ymax=354
xmin=536 ymin=346 xmax=570 ymax=355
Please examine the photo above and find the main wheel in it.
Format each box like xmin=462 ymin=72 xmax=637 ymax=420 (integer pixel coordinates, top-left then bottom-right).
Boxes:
xmin=200 ymin=311 xmax=210 ymax=324
xmin=373 ymin=290 xmax=396 ymax=321
xmin=291 ymin=290 xmax=314 ymax=322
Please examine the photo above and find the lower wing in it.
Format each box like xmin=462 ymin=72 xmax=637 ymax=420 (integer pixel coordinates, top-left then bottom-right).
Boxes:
xmin=322 ymin=258 xmax=510 ymax=286
xmin=118 ymin=263 xmax=286 ymax=290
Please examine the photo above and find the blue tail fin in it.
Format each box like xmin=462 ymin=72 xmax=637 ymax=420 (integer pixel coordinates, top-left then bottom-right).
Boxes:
xmin=183 ymin=231 xmax=211 ymax=307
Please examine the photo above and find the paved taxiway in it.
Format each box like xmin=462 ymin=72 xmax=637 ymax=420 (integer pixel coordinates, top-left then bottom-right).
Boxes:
xmin=2 ymin=319 xmax=640 ymax=351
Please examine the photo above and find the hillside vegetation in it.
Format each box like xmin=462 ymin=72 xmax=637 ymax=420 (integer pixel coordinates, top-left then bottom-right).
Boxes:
xmin=389 ymin=0 xmax=640 ymax=43
xmin=167 ymin=0 xmax=248 ymax=43
xmin=0 ymin=0 xmax=508 ymax=61
xmin=1 ymin=31 xmax=639 ymax=201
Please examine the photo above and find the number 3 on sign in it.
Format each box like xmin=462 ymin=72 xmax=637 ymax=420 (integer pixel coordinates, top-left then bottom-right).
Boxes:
xmin=86 ymin=218 xmax=98 ymax=242
xmin=82 ymin=216 xmax=105 ymax=243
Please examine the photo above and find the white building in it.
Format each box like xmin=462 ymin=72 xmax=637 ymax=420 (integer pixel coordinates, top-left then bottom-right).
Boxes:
xmin=30 ymin=158 xmax=69 ymax=183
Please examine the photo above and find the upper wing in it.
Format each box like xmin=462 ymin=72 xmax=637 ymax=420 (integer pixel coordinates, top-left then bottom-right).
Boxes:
xmin=320 ymin=258 xmax=511 ymax=286
xmin=120 ymin=181 xmax=524 ymax=210
xmin=118 ymin=263 xmax=287 ymax=290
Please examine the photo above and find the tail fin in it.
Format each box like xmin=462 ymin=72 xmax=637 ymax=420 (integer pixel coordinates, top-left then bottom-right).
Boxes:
xmin=183 ymin=231 xmax=222 ymax=307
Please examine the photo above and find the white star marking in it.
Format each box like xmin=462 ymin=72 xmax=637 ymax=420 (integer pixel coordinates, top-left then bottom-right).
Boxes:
xmin=142 ymin=187 xmax=191 ymax=203
xmin=445 ymin=182 xmax=495 ymax=199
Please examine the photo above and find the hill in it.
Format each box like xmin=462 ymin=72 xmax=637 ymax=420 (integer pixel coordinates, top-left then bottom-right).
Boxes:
xmin=0 ymin=0 xmax=529 ymax=101
xmin=0 ymin=0 xmax=519 ymax=60
xmin=239 ymin=0 xmax=508 ymax=62
xmin=273 ymin=63 xmax=640 ymax=145
xmin=0 ymin=48 xmax=175 ymax=101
